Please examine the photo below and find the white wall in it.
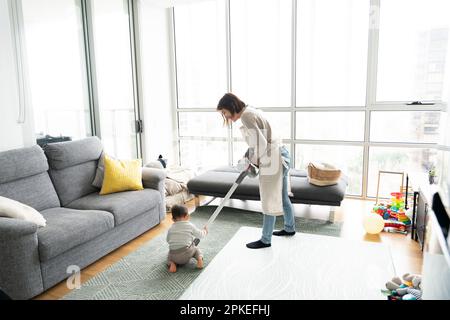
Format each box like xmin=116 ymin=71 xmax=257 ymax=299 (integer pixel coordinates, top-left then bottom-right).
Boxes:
xmin=0 ymin=0 xmax=24 ymax=151
xmin=138 ymin=1 xmax=178 ymax=165
xmin=0 ymin=0 xmax=34 ymax=152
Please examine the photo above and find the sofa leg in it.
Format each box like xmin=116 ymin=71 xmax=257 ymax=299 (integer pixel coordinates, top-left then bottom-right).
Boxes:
xmin=329 ymin=207 xmax=336 ymax=223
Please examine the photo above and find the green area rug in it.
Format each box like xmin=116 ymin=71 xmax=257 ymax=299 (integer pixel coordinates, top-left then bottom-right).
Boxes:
xmin=62 ymin=206 xmax=342 ymax=300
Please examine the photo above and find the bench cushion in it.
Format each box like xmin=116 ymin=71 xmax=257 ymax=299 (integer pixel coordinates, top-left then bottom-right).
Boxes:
xmin=187 ymin=166 xmax=347 ymax=206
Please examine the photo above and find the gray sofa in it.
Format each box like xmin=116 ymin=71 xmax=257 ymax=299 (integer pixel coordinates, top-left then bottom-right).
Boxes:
xmin=187 ymin=166 xmax=348 ymax=221
xmin=0 ymin=137 xmax=166 ymax=300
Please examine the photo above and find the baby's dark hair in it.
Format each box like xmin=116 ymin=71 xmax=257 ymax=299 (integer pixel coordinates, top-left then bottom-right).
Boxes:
xmin=171 ymin=205 xmax=188 ymax=220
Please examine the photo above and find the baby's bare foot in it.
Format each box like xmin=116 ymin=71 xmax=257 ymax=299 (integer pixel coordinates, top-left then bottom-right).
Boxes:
xmin=196 ymin=257 xmax=204 ymax=269
xmin=168 ymin=261 xmax=177 ymax=273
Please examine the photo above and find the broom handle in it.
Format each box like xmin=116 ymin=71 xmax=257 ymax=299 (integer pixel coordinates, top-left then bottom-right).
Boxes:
xmin=206 ymin=169 xmax=249 ymax=226
xmin=192 ymin=168 xmax=250 ymax=246
xmin=206 ymin=181 xmax=240 ymax=226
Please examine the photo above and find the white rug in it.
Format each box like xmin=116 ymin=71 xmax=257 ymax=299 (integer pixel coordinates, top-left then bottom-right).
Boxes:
xmin=180 ymin=227 xmax=395 ymax=300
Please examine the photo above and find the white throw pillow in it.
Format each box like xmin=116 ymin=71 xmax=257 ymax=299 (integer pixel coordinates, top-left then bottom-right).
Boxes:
xmin=0 ymin=196 xmax=46 ymax=227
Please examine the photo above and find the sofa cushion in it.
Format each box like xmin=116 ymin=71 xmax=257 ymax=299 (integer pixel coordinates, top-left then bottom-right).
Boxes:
xmin=0 ymin=145 xmax=60 ymax=211
xmin=0 ymin=172 xmax=60 ymax=211
xmin=0 ymin=145 xmax=49 ymax=184
xmin=44 ymin=137 xmax=104 ymax=206
xmin=66 ymin=189 xmax=161 ymax=226
xmin=44 ymin=137 xmax=103 ymax=170
xmin=38 ymin=207 xmax=114 ymax=261
xmin=48 ymin=161 xmax=99 ymax=206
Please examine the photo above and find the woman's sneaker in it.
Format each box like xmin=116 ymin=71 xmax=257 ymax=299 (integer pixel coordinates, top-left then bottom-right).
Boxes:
xmin=273 ymin=230 xmax=296 ymax=236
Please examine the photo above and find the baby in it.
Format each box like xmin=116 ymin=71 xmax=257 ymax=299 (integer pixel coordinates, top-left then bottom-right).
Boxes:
xmin=166 ymin=205 xmax=208 ymax=273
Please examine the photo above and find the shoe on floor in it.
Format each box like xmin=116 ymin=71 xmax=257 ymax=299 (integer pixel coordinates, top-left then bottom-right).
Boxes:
xmin=273 ymin=229 xmax=296 ymax=236
xmin=246 ymin=240 xmax=271 ymax=249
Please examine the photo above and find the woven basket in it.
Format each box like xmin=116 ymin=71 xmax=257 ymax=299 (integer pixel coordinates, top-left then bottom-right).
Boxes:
xmin=307 ymin=162 xmax=341 ymax=186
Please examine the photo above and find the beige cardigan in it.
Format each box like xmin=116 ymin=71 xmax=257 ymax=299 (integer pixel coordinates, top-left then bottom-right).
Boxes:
xmin=239 ymin=106 xmax=284 ymax=216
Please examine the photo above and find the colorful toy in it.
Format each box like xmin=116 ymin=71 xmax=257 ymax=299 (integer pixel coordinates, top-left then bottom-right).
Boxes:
xmin=371 ymin=191 xmax=411 ymax=234
xmin=384 ymin=220 xmax=407 ymax=234
xmin=373 ymin=204 xmax=390 ymax=219
xmin=383 ymin=273 xmax=422 ymax=300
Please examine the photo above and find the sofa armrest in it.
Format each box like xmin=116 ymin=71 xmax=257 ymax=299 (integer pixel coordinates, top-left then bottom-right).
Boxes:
xmin=142 ymin=167 xmax=166 ymax=190
xmin=0 ymin=218 xmax=44 ymax=299
xmin=0 ymin=217 xmax=38 ymax=238
xmin=142 ymin=167 xmax=167 ymax=221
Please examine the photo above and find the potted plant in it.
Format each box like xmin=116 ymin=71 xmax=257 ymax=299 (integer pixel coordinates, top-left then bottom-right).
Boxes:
xmin=428 ymin=165 xmax=437 ymax=184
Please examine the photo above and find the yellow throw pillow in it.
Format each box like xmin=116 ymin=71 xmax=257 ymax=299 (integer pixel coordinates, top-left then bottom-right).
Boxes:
xmin=99 ymin=154 xmax=144 ymax=195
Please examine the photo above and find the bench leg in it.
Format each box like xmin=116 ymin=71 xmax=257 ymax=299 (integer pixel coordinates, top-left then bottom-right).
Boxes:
xmin=329 ymin=206 xmax=336 ymax=223
xmin=194 ymin=195 xmax=200 ymax=208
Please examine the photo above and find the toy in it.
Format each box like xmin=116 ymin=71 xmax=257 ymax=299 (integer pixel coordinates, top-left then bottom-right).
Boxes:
xmin=394 ymin=208 xmax=411 ymax=225
xmin=389 ymin=192 xmax=405 ymax=211
xmin=363 ymin=212 xmax=385 ymax=234
xmin=383 ymin=273 xmax=422 ymax=300
xmin=372 ymin=204 xmax=391 ymax=220
xmin=371 ymin=191 xmax=411 ymax=235
xmin=385 ymin=276 xmax=402 ymax=290
xmin=384 ymin=220 xmax=407 ymax=234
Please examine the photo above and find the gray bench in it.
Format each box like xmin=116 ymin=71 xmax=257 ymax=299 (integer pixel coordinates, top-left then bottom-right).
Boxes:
xmin=187 ymin=166 xmax=348 ymax=222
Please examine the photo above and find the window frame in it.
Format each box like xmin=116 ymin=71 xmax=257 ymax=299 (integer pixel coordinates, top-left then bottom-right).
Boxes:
xmin=14 ymin=0 xmax=143 ymax=159
xmin=172 ymin=0 xmax=447 ymax=199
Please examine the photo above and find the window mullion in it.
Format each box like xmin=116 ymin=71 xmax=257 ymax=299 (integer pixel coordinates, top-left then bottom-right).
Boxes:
xmin=291 ymin=0 xmax=297 ymax=168
xmin=226 ymin=0 xmax=233 ymax=166
xmin=363 ymin=0 xmax=381 ymax=199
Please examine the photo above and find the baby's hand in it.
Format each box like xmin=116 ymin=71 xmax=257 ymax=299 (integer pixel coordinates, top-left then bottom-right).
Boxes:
xmin=203 ymin=226 xmax=208 ymax=235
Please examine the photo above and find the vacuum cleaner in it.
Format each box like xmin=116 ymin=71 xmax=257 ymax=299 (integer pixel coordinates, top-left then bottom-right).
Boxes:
xmin=192 ymin=160 xmax=259 ymax=246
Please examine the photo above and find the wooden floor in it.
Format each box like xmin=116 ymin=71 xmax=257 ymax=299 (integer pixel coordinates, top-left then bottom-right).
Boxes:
xmin=35 ymin=197 xmax=422 ymax=300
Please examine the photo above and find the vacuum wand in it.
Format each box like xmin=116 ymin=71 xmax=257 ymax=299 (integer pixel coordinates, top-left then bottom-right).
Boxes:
xmin=192 ymin=164 xmax=256 ymax=246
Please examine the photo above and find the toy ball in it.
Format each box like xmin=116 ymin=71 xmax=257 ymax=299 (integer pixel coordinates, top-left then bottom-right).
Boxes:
xmin=402 ymin=293 xmax=417 ymax=300
xmin=363 ymin=213 xmax=385 ymax=234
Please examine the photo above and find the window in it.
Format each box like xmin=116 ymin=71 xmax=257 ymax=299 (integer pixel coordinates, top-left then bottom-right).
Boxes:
xmin=296 ymin=112 xmax=365 ymax=141
xmin=296 ymin=0 xmax=369 ymax=106
xmin=90 ymin=0 xmax=137 ymax=159
xmin=296 ymin=144 xmax=363 ymax=195
xmin=233 ymin=140 xmax=249 ymax=165
xmin=438 ymin=150 xmax=449 ymax=200
xmin=21 ymin=0 xmax=91 ymax=140
xmin=370 ymin=111 xmax=441 ymax=143
xmin=232 ymin=111 xmax=291 ymax=140
xmin=174 ymin=0 xmax=227 ymax=108
xmin=441 ymin=111 xmax=450 ymax=147
xmin=180 ymin=140 xmax=229 ymax=172
xmin=367 ymin=147 xmax=438 ymax=197
xmin=172 ymin=0 xmax=448 ymax=200
xmin=233 ymin=140 xmax=292 ymax=166
xmin=377 ymin=0 xmax=450 ymax=102
xmin=174 ymin=0 xmax=228 ymax=170
xmin=230 ymin=0 xmax=291 ymax=107
xmin=179 ymin=112 xmax=227 ymax=138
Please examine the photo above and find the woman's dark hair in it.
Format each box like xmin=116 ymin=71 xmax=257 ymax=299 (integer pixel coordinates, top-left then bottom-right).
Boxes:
xmin=217 ymin=93 xmax=246 ymax=124
xmin=171 ymin=205 xmax=188 ymax=220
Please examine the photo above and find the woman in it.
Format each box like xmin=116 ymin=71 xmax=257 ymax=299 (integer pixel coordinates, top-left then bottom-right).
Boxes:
xmin=217 ymin=93 xmax=296 ymax=249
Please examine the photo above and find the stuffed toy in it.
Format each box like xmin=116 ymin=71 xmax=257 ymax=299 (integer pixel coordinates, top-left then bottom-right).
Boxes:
xmin=384 ymin=273 xmax=422 ymax=300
